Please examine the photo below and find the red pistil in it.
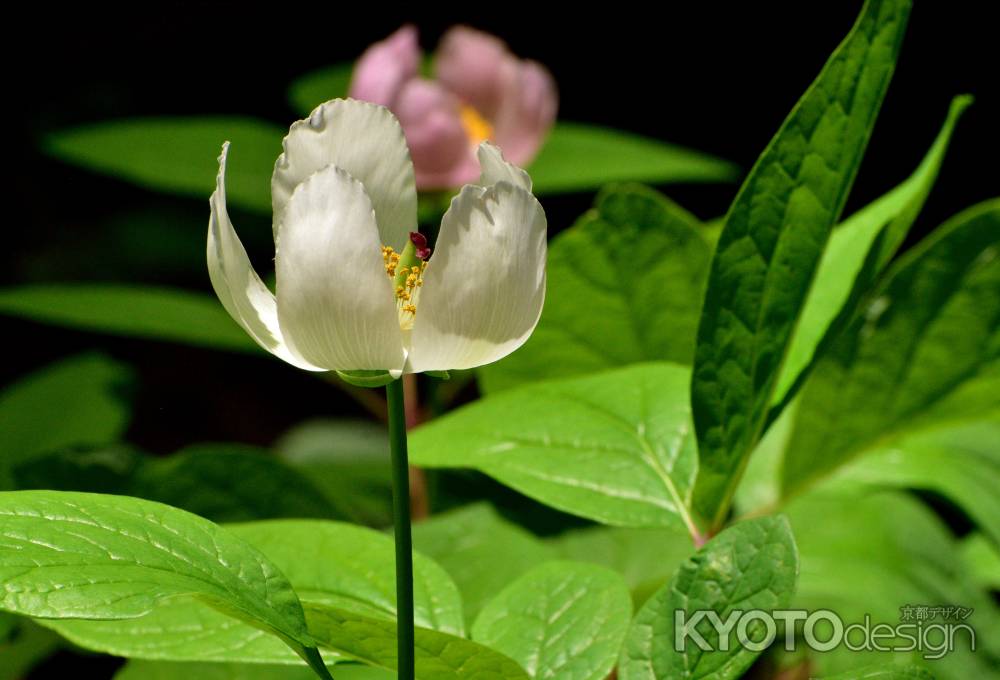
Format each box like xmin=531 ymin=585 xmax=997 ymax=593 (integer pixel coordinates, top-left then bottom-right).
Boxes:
xmin=409 ymin=232 xmax=432 ymax=260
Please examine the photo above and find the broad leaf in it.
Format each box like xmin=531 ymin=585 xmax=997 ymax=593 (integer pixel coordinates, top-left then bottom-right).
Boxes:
xmin=478 ymin=186 xmax=712 ymax=393
xmin=782 ymin=200 xmax=1000 ymax=495
xmin=618 ymin=516 xmax=798 ymax=680
xmin=0 ymin=354 xmax=132 ymax=486
xmin=43 ymin=117 xmax=284 ymax=213
xmin=472 ymin=561 xmax=632 ymax=680
xmin=229 ymin=520 xmax=465 ymax=636
xmin=772 ymin=94 xmax=972 ymax=410
xmin=0 ymin=491 xmax=327 ymax=672
xmin=528 ymin=123 xmax=737 ymax=195
xmin=116 ymin=661 xmax=392 ymax=680
xmin=411 ymin=503 xmax=556 ymax=626
xmin=691 ymin=0 xmax=911 ymax=527
xmin=305 ymin=605 xmax=531 ymax=680
xmin=40 ymin=518 xmax=465 ymax=663
xmin=44 ymin=600 xmax=307 ymax=664
xmin=410 ymin=363 xmax=701 ymax=536
xmin=0 ymin=285 xmax=258 ymax=353
xmin=549 ymin=525 xmax=693 ymax=606
xmin=836 ymin=419 xmax=1000 ymax=546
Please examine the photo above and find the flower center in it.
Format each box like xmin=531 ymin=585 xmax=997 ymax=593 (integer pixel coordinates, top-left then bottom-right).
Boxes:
xmin=381 ymin=232 xmax=431 ymax=331
xmin=460 ymin=104 xmax=494 ymax=146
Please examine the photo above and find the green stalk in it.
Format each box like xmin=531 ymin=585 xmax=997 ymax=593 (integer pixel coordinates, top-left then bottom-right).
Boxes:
xmin=385 ymin=378 xmax=415 ymax=680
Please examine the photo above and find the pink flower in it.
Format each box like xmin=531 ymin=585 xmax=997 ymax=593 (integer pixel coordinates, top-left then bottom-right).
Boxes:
xmin=349 ymin=25 xmax=558 ymax=190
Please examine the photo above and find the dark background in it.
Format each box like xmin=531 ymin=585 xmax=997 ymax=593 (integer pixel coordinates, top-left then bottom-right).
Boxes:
xmin=5 ymin=1 xmax=998 ymax=455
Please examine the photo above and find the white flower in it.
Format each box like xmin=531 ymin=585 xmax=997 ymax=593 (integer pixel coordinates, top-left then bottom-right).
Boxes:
xmin=208 ymin=98 xmax=546 ymax=377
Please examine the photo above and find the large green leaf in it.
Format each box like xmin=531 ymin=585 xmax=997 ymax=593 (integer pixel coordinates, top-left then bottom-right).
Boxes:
xmin=228 ymin=520 xmax=465 ymax=636
xmin=618 ymin=516 xmax=798 ymax=680
xmin=305 ymin=604 xmax=531 ymax=680
xmin=771 ymin=94 xmax=972 ymax=410
xmin=411 ymin=503 xmax=556 ymax=626
xmin=0 ymin=491 xmax=328 ymax=675
xmin=786 ymin=488 xmax=1000 ymax=679
xmin=40 ymin=518 xmax=465 ymax=664
xmin=471 ymin=561 xmax=632 ymax=680
xmin=835 ymin=419 xmax=1000 ymax=546
xmin=477 ymin=186 xmax=712 ymax=393
xmin=549 ymin=525 xmax=693 ymax=606
xmin=0 ymin=285 xmax=258 ymax=353
xmin=44 ymin=600 xmax=307 ymax=664
xmin=43 ymin=117 xmax=284 ymax=213
xmin=0 ymin=354 xmax=132 ymax=486
xmin=410 ymin=363 xmax=701 ymax=536
xmin=782 ymin=200 xmax=1000 ymax=495
xmin=528 ymin=123 xmax=737 ymax=195
xmin=116 ymin=661 xmax=392 ymax=680
xmin=690 ymin=0 xmax=911 ymax=528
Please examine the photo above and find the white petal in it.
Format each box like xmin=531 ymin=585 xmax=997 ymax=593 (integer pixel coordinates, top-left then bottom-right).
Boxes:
xmin=207 ymin=143 xmax=324 ymax=372
xmin=407 ymin=182 xmax=546 ymax=372
xmin=477 ymin=142 xmax=532 ymax=191
xmin=272 ymin=99 xmax=416 ymax=250
xmin=275 ymin=164 xmax=405 ymax=372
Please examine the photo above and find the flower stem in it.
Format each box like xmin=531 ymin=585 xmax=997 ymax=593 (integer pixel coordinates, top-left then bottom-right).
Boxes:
xmin=386 ymin=378 xmax=415 ymax=680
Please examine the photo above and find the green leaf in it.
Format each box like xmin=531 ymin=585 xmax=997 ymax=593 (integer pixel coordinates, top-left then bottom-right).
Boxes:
xmin=818 ymin=665 xmax=935 ymax=679
xmin=786 ymin=488 xmax=1000 ymax=679
xmin=477 ymin=186 xmax=712 ymax=393
xmin=305 ymin=604 xmax=531 ymax=680
xmin=0 ymin=491 xmax=330 ymax=673
xmin=115 ymin=660 xmax=324 ymax=680
xmin=410 ymin=363 xmax=701 ymax=535
xmin=43 ymin=600 xmax=307 ymax=664
xmin=690 ymin=0 xmax=912 ymax=528
xmin=960 ymin=534 xmax=1000 ymax=592
xmin=836 ymin=419 xmax=1000 ymax=546
xmin=130 ymin=444 xmax=342 ymax=523
xmin=411 ymin=503 xmax=556 ymax=626
xmin=43 ymin=117 xmax=284 ymax=213
xmin=471 ymin=561 xmax=632 ymax=680
xmin=528 ymin=123 xmax=737 ymax=195
xmin=618 ymin=516 xmax=798 ymax=680
xmin=115 ymin=661 xmax=393 ymax=680
xmin=228 ymin=520 xmax=465 ymax=636
xmin=288 ymin=63 xmax=354 ymax=115
xmin=43 ymin=518 xmax=466 ymax=665
xmin=772 ymin=94 xmax=972 ymax=411
xmin=549 ymin=525 xmax=693 ymax=606
xmin=0 ymin=354 xmax=132 ymax=487
xmin=781 ymin=200 xmax=1000 ymax=496
xmin=275 ymin=419 xmax=393 ymax=526
xmin=0 ymin=285 xmax=258 ymax=353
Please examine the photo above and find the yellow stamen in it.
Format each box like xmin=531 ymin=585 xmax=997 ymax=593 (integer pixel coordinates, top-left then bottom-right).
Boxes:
xmin=460 ymin=104 xmax=494 ymax=146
